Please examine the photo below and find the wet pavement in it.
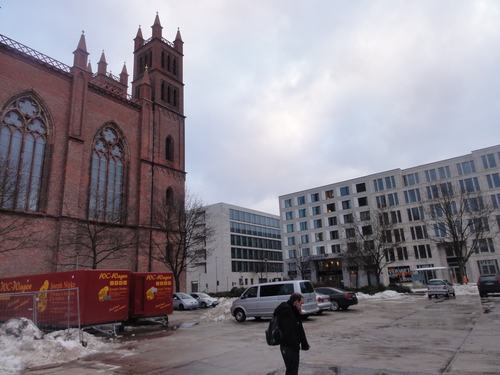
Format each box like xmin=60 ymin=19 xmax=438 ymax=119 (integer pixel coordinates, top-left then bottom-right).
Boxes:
xmin=23 ymin=294 xmax=500 ymax=375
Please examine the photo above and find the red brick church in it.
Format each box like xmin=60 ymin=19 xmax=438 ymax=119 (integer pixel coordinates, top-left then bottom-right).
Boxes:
xmin=0 ymin=15 xmax=186 ymax=288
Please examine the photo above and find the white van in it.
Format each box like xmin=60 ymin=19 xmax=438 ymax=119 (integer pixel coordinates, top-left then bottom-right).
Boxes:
xmin=230 ymin=280 xmax=319 ymax=322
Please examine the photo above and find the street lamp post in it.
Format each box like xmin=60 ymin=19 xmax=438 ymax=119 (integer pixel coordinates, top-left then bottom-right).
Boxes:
xmin=215 ymin=256 xmax=218 ymax=293
xmin=264 ymin=258 xmax=268 ymax=282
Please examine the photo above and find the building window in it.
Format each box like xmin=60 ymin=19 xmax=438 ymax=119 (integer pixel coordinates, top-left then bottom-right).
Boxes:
xmin=459 ymin=177 xmax=480 ymax=193
xmin=89 ymin=126 xmax=125 ymax=222
xmin=373 ymin=178 xmax=384 ymax=192
xmin=166 ymin=187 xmax=174 ymax=206
xmin=165 ymin=136 xmax=174 ymax=161
xmin=410 ymin=226 xmax=428 ymax=240
xmin=360 ymin=211 xmax=370 ymax=221
xmin=465 ymin=197 xmax=484 ymax=213
xmin=285 ymin=211 xmax=293 ymax=220
xmin=326 ymin=203 xmax=335 ymax=212
xmin=302 ymin=247 xmax=310 ymax=257
xmin=287 ymin=237 xmax=295 ymax=246
xmin=425 ymin=169 xmax=437 ymax=182
xmin=300 ymin=234 xmax=309 ymax=244
xmin=325 ymin=189 xmax=334 ymax=199
xmin=457 ymin=160 xmax=476 ymax=175
xmin=481 ymin=154 xmax=497 ymax=169
xmin=342 ymin=200 xmax=351 ymax=210
xmin=330 ymin=230 xmax=339 ymax=240
xmin=407 ymin=206 xmax=424 ymax=221
xmin=0 ymin=96 xmax=47 ymax=211
xmin=358 ymin=197 xmax=368 ymax=206
xmin=491 ymin=194 xmax=500 ymax=209
xmin=362 ymin=225 xmax=372 ymax=236
xmin=376 ymin=195 xmax=387 ymax=208
xmin=413 ymin=244 xmax=432 ymax=259
xmin=385 ymin=176 xmax=396 ymax=189
xmin=404 ymin=189 xmax=421 ymax=203
xmin=311 ymin=193 xmax=319 ymax=202
xmin=438 ymin=166 xmax=451 ymax=179
xmin=403 ymin=173 xmax=420 ymax=186
xmin=340 ymin=186 xmax=350 ymax=196
xmin=316 ymin=246 xmax=325 ymax=255
xmin=397 ymin=247 xmax=408 ymax=260
xmin=345 ymin=228 xmax=355 ymax=238
xmin=388 ymin=193 xmax=399 ymax=206
xmin=486 ymin=173 xmax=500 ymax=189
xmin=313 ymin=219 xmax=322 ymax=228
xmin=312 ymin=206 xmax=321 ymax=215
xmin=284 ymin=199 xmax=292 ymax=208
xmin=297 ymin=196 xmax=306 ymax=205
xmin=394 ymin=228 xmax=405 ymax=242
xmin=475 ymin=238 xmax=495 ymax=254
xmin=315 ymin=233 xmax=324 ymax=242
xmin=331 ymin=244 xmax=341 ymax=253
xmin=328 ymin=216 xmax=337 ymax=226
xmin=298 ymin=208 xmax=307 ymax=218
xmin=286 ymin=224 xmax=294 ymax=233
xmin=433 ymin=223 xmax=447 ymax=237
xmin=288 ymin=249 xmax=296 ymax=258
xmin=299 ymin=221 xmax=308 ymax=231
xmin=343 ymin=213 xmax=353 ymax=223
xmin=356 ymin=183 xmax=366 ymax=193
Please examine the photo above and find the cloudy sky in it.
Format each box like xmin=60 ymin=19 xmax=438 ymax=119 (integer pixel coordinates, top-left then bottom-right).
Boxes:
xmin=2 ymin=1 xmax=500 ymax=215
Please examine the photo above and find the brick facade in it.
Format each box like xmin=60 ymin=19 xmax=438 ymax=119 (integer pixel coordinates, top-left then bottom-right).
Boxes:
xmin=0 ymin=15 xmax=186 ymax=290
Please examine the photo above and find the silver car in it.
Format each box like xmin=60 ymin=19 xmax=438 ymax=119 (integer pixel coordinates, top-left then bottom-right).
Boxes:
xmin=173 ymin=292 xmax=199 ymax=310
xmin=315 ymin=292 xmax=332 ymax=314
xmin=427 ymin=279 xmax=455 ymax=299
xmin=190 ymin=292 xmax=219 ymax=308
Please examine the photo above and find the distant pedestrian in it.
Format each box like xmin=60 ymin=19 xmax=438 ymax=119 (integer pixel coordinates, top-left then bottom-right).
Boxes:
xmin=273 ymin=293 xmax=310 ymax=375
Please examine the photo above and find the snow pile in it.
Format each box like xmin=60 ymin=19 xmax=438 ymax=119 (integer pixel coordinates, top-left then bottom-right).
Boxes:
xmin=200 ymin=297 xmax=235 ymax=322
xmin=0 ymin=317 xmax=114 ymax=374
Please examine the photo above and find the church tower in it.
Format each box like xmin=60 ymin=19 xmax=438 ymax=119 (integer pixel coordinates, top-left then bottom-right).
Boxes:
xmin=131 ymin=14 xmax=186 ymax=268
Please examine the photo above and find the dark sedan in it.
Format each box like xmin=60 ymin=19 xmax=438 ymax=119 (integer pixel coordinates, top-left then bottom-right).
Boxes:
xmin=315 ymin=287 xmax=358 ymax=311
xmin=477 ymin=274 xmax=500 ymax=297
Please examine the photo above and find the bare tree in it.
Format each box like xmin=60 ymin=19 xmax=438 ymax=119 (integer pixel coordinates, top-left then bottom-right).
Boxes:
xmin=58 ymin=217 xmax=137 ymax=269
xmin=340 ymin=207 xmax=404 ymax=285
xmin=0 ymin=156 xmax=42 ymax=253
xmin=151 ymin=191 xmax=215 ymax=292
xmin=423 ymin=181 xmax=497 ymax=284
xmin=288 ymin=241 xmax=312 ymax=280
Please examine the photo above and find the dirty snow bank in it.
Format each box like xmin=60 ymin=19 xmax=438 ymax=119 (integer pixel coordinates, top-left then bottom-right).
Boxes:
xmin=0 ymin=317 xmax=116 ymax=374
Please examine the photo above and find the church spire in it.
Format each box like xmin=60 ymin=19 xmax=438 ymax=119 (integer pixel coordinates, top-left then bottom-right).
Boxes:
xmin=73 ymin=31 xmax=89 ymax=69
xmin=97 ymin=51 xmax=107 ymax=75
xmin=174 ymin=28 xmax=183 ymax=53
xmin=134 ymin=25 xmax=144 ymax=50
xmin=152 ymin=12 xmax=163 ymax=39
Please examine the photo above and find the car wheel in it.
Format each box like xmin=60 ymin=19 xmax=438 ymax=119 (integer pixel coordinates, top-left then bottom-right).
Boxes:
xmin=234 ymin=309 xmax=246 ymax=322
xmin=445 ymin=292 xmax=450 ymax=298
xmin=331 ymin=301 xmax=340 ymax=311
xmin=200 ymin=302 xmax=207 ymax=308
xmin=428 ymin=294 xmax=432 ymax=299
xmin=178 ymin=304 xmax=185 ymax=311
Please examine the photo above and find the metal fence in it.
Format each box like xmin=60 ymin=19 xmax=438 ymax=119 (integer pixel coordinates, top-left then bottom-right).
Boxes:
xmin=0 ymin=288 xmax=82 ymax=342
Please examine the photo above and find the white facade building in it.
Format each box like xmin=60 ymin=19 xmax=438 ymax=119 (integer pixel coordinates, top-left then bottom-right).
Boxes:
xmin=279 ymin=145 xmax=500 ymax=288
xmin=187 ymin=203 xmax=283 ymax=293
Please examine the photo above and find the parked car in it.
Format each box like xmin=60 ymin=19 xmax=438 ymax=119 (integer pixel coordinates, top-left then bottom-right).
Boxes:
xmin=315 ymin=292 xmax=332 ymax=314
xmin=231 ymin=280 xmax=319 ymax=322
xmin=190 ymin=292 xmax=219 ymax=308
xmin=173 ymin=292 xmax=199 ymax=310
xmin=314 ymin=287 xmax=358 ymax=311
xmin=477 ymin=274 xmax=500 ymax=297
xmin=427 ymin=279 xmax=455 ymax=298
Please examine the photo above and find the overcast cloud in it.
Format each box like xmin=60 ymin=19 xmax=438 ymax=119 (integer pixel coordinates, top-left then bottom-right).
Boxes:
xmin=2 ymin=1 xmax=500 ymax=215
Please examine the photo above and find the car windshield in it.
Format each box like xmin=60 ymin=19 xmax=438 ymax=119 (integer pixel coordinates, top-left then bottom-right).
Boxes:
xmin=197 ymin=293 xmax=210 ymax=298
xmin=428 ymin=280 xmax=444 ymax=285
xmin=177 ymin=293 xmax=192 ymax=299
xmin=481 ymin=276 xmax=498 ymax=282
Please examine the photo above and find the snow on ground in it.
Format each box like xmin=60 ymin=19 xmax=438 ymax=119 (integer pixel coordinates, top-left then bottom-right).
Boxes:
xmin=0 ymin=284 xmax=481 ymax=374
xmin=0 ymin=317 xmax=118 ymax=374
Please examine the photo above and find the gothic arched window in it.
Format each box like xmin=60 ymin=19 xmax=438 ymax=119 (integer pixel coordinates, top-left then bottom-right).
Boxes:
xmin=166 ymin=187 xmax=174 ymax=206
xmin=166 ymin=136 xmax=174 ymax=161
xmin=89 ymin=126 xmax=125 ymax=222
xmin=0 ymin=96 xmax=47 ymax=211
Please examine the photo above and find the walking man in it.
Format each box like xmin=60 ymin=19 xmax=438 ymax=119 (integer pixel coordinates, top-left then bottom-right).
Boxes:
xmin=273 ymin=293 xmax=310 ymax=375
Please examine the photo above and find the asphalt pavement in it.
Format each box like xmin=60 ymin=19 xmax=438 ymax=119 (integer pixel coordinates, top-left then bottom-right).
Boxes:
xmin=23 ymin=294 xmax=500 ymax=375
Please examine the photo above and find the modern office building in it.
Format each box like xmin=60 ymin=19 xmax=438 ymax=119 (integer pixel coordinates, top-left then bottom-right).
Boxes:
xmin=187 ymin=203 xmax=282 ymax=293
xmin=279 ymin=145 xmax=500 ymax=288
